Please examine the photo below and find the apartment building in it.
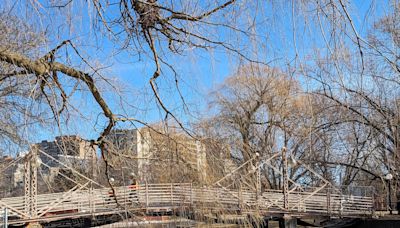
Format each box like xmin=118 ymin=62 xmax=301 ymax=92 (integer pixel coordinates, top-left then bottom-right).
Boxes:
xmin=105 ymin=126 xmax=207 ymax=183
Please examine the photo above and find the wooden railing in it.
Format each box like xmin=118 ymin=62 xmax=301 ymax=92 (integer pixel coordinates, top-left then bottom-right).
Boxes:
xmin=0 ymin=183 xmax=374 ymax=224
xmin=262 ymin=188 xmax=373 ymax=215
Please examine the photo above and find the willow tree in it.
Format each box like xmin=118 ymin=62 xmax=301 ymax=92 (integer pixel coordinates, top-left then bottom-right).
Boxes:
xmin=205 ymin=64 xmax=329 ymax=189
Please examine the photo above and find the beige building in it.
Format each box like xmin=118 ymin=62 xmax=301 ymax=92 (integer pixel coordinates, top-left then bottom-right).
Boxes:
xmin=105 ymin=126 xmax=207 ymax=184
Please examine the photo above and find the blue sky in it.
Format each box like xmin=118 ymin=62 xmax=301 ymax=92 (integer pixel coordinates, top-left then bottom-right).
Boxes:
xmin=0 ymin=0 xmax=390 ymax=148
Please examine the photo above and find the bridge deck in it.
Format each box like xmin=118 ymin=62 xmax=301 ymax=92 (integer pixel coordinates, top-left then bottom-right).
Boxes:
xmin=0 ymin=183 xmax=374 ymax=225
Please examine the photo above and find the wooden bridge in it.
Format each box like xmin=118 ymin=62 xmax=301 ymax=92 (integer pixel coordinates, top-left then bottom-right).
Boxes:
xmin=0 ymin=147 xmax=378 ymax=227
xmin=0 ymin=182 xmax=374 ymax=226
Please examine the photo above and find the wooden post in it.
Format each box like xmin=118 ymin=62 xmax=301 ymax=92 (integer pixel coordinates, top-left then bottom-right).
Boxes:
xmin=282 ymin=147 xmax=289 ymax=210
xmin=190 ymin=183 xmax=193 ymax=205
xmin=371 ymin=188 xmax=376 ymax=215
xmin=327 ymin=187 xmax=331 ymax=215
xmin=92 ymin=189 xmax=96 ymax=214
xmin=256 ymin=158 xmax=261 ymax=211
xmin=170 ymin=183 xmax=174 ymax=205
xmin=145 ymin=181 xmax=149 ymax=207
xmin=89 ymin=187 xmax=95 ymax=215
xmin=216 ymin=188 xmax=219 ymax=206
xmin=238 ymin=183 xmax=242 ymax=210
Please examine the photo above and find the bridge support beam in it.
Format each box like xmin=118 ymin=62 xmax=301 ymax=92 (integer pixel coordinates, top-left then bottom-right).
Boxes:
xmin=279 ymin=215 xmax=296 ymax=228
xmin=25 ymin=146 xmax=38 ymax=218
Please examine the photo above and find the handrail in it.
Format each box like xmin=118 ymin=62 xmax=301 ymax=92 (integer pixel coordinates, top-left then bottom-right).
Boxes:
xmin=0 ymin=182 xmax=374 ymax=224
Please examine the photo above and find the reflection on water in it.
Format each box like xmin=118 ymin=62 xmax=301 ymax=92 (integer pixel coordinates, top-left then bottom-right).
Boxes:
xmin=124 ymin=224 xmax=242 ymax=228
xmin=102 ymin=221 xmax=282 ymax=228
xmin=97 ymin=220 xmax=246 ymax=228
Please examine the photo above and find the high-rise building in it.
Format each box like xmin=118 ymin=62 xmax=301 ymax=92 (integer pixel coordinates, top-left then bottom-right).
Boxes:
xmin=36 ymin=135 xmax=97 ymax=167
xmin=105 ymin=126 xmax=207 ymax=183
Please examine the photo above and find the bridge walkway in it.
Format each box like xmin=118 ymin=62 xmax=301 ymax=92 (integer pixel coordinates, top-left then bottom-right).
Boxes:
xmin=0 ymin=182 xmax=374 ymax=225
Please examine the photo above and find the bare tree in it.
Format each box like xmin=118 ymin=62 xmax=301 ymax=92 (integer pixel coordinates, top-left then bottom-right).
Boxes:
xmin=1 ymin=0 xmax=399 ymax=217
xmin=0 ymin=0 xmax=258 ymax=188
xmin=303 ymin=1 xmax=400 ymax=207
xmin=0 ymin=11 xmax=46 ymax=154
